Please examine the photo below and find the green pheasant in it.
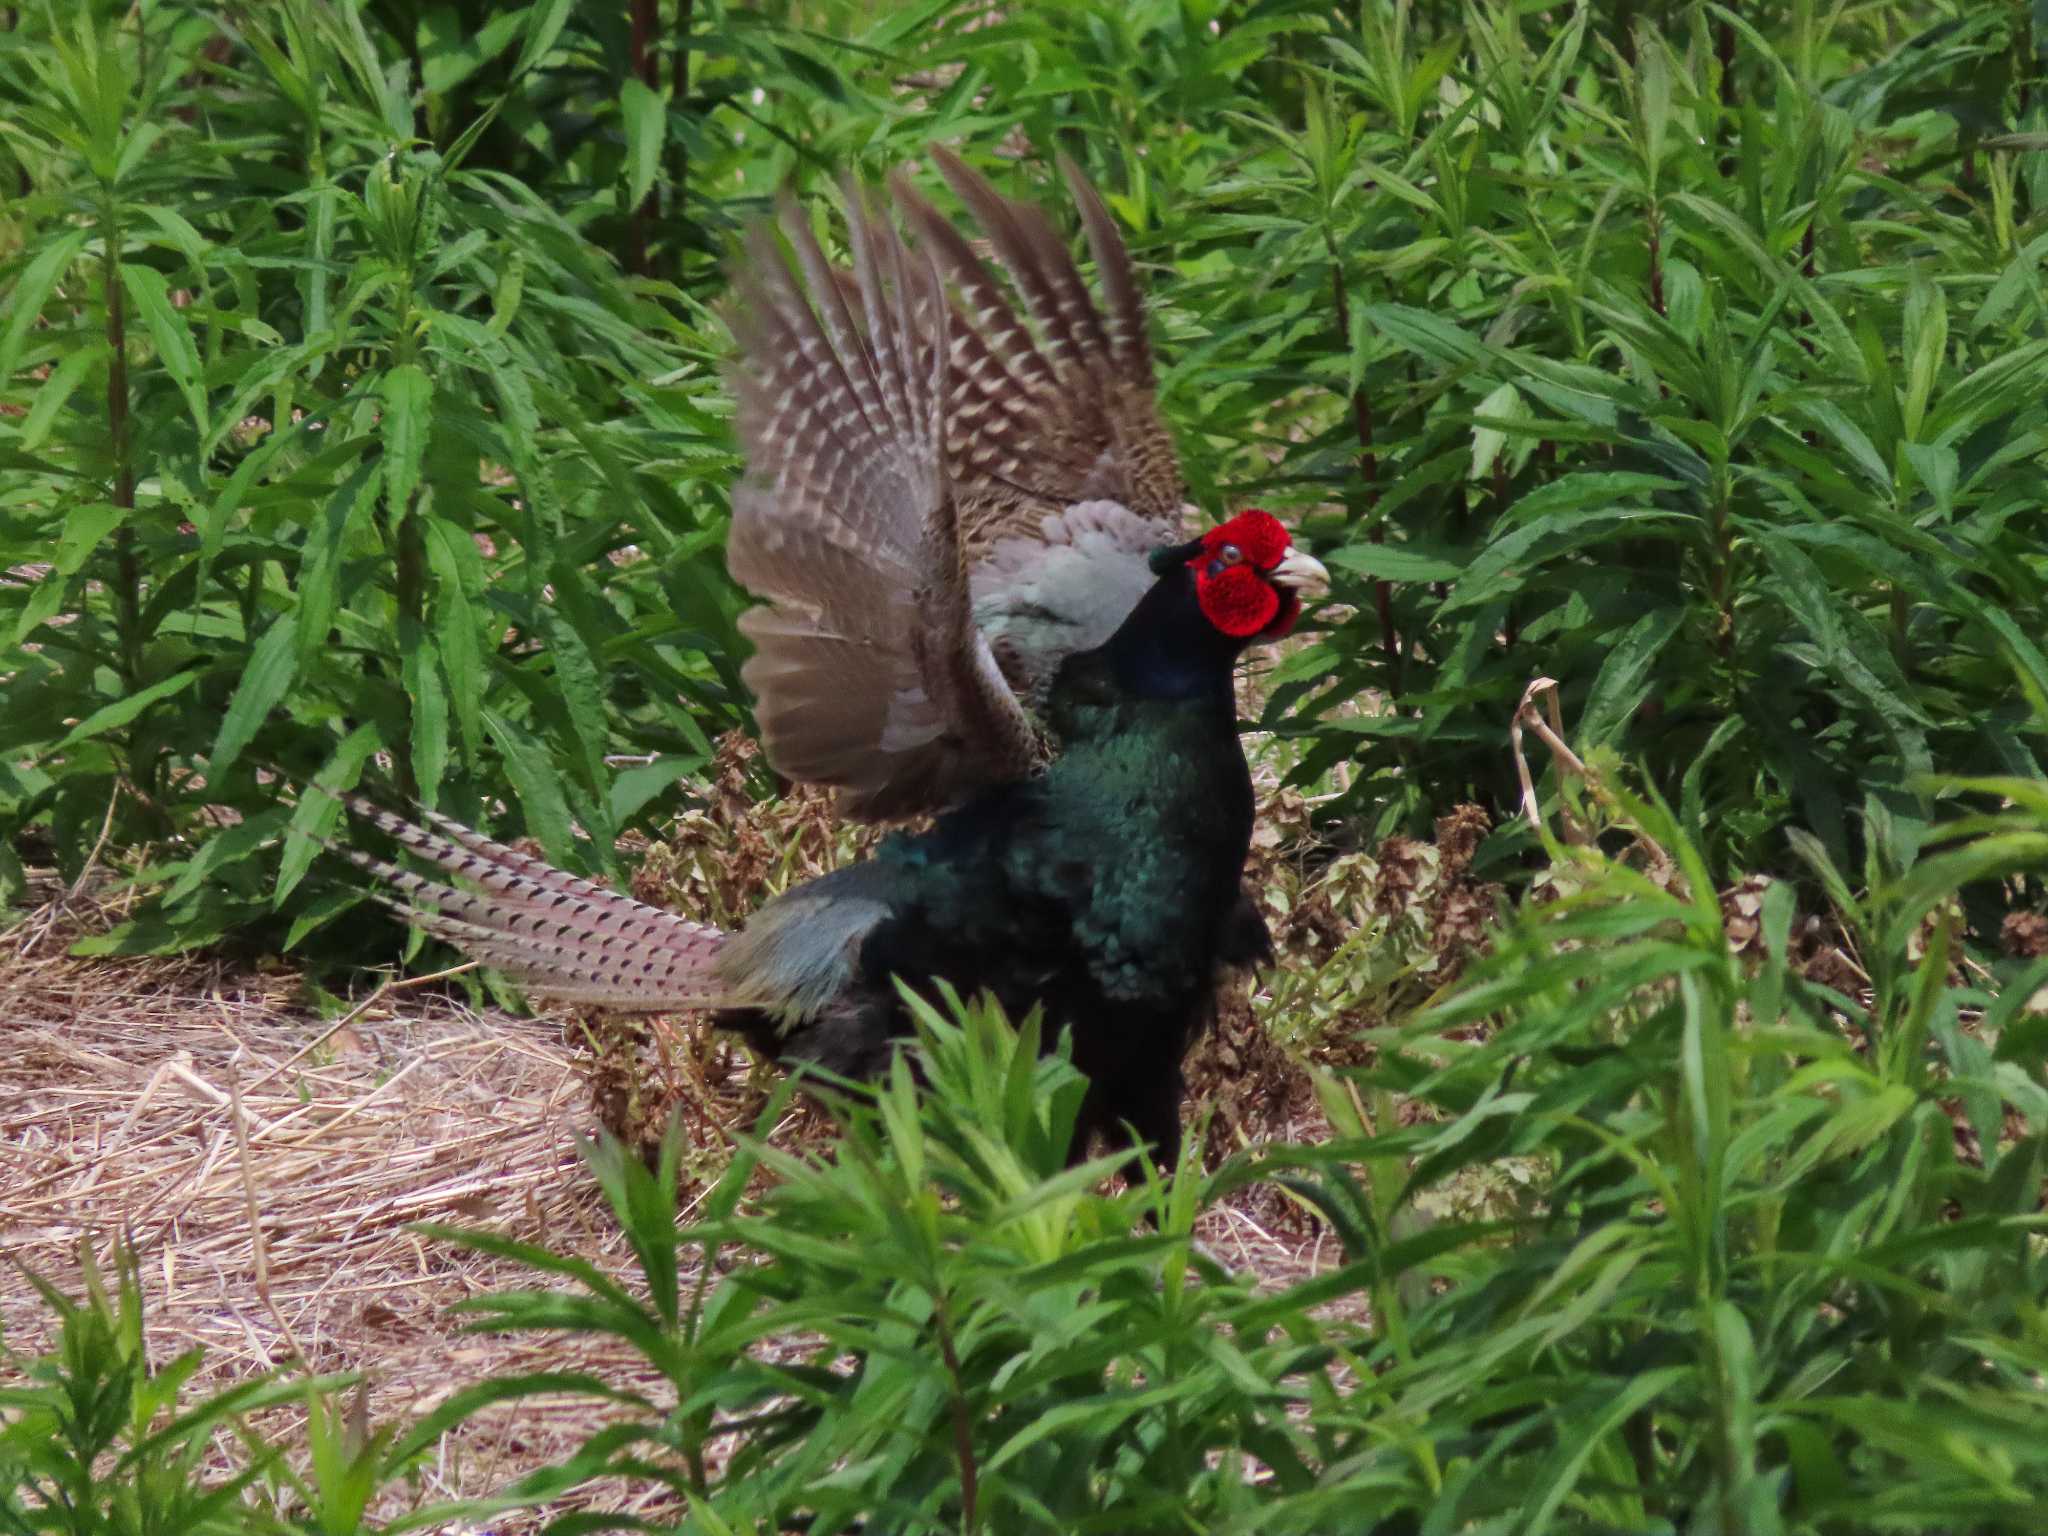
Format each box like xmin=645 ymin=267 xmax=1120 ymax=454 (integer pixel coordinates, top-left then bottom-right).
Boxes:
xmin=342 ymin=149 xmax=1327 ymax=1167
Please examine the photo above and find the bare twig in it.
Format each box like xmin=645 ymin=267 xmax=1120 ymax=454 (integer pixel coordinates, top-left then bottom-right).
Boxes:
xmin=229 ymin=1063 xmax=306 ymax=1367
xmin=241 ymin=961 xmax=480 ymax=1094
xmin=1510 ymin=677 xmax=1589 ymax=846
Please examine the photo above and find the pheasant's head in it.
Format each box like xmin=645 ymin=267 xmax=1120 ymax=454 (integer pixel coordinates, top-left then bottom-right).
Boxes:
xmin=1163 ymin=510 xmax=1329 ymax=641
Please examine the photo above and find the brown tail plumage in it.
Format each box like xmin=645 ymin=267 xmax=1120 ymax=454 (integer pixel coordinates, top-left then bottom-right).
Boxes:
xmin=330 ymin=798 xmax=729 ymax=1009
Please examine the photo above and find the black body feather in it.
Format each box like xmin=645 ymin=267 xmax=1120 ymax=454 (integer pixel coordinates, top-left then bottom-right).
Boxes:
xmin=719 ymin=564 xmax=1266 ymax=1166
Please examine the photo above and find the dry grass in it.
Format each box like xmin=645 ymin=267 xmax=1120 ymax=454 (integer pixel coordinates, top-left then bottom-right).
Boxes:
xmin=0 ymin=888 xmax=715 ymax=1524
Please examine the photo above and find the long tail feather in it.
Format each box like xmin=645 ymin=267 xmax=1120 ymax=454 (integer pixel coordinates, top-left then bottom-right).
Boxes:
xmin=332 ymin=798 xmax=730 ymax=1009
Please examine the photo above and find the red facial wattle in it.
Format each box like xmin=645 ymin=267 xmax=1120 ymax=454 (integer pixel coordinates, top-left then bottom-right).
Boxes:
xmin=1188 ymin=509 xmax=1297 ymax=639
xmin=1198 ymin=565 xmax=1282 ymax=637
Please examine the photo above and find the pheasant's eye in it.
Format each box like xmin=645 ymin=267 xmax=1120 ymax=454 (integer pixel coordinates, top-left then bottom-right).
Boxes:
xmin=1217 ymin=544 xmax=1244 ymax=566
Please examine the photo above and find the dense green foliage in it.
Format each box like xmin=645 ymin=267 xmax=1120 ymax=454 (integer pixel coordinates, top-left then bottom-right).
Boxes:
xmin=7 ymin=1 xmax=2048 ymax=1531
xmin=6 ymin=0 xmax=2046 ymax=949
xmin=418 ymin=785 xmax=2048 ymax=1535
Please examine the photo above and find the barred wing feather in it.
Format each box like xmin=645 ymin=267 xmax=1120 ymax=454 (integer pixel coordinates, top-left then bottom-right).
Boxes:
xmin=727 ymin=151 xmax=1186 ymax=818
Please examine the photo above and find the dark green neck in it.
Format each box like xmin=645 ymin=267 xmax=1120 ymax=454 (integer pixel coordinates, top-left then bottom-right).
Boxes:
xmin=1093 ymin=567 xmax=1246 ymax=705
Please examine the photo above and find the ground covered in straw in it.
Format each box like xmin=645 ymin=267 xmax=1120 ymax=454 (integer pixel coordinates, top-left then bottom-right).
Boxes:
xmin=1 ymin=925 xmax=660 ymax=1521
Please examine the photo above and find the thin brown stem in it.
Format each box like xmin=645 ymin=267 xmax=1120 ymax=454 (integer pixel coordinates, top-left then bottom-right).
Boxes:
xmin=669 ymin=0 xmax=694 ymax=275
xmin=1326 ymin=242 xmax=1400 ymax=695
xmin=934 ymin=1297 xmax=979 ymax=1532
xmin=1717 ymin=15 xmax=1737 ymax=111
xmin=1646 ymin=204 xmax=1666 ymax=319
xmin=393 ymin=498 xmax=425 ymax=804
xmin=626 ymin=0 xmax=659 ymax=277
xmin=1716 ymin=12 xmax=1737 ymax=175
xmin=7 ymin=11 xmax=27 ymax=195
xmin=103 ymin=207 xmax=139 ymax=688
xmin=1797 ymin=220 xmax=1818 ymax=368
xmin=1495 ymin=457 xmax=1515 ymax=653
xmin=1711 ymin=493 xmax=1735 ymax=660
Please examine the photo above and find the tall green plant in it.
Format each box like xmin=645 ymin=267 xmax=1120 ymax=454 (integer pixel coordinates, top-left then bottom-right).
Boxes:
xmin=0 ymin=2 xmax=749 ymax=956
xmin=333 ymin=758 xmax=2048 ymax=1530
xmin=1262 ymin=759 xmax=2048 ymax=1532
xmin=7 ymin=0 xmax=2048 ymax=948
xmin=404 ymin=992 xmax=1345 ymax=1533
xmin=0 ymin=1242 xmax=577 ymax=1533
xmin=1247 ymin=3 xmax=2048 ymax=878
xmin=0 ymin=1246 xmax=290 ymax=1533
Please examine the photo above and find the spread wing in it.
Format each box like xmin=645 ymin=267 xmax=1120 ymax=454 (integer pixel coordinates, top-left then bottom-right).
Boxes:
xmin=902 ymin=149 xmax=1185 ymax=553
xmin=726 ymin=151 xmax=1187 ymax=821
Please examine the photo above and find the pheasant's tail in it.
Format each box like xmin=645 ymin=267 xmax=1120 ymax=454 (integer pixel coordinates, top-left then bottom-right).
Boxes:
xmin=330 ymin=797 xmax=730 ymax=1010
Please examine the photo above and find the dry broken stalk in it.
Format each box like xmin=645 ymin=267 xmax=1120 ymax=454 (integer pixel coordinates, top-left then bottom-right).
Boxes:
xmin=1510 ymin=676 xmax=1677 ymax=874
xmin=1511 ymin=677 xmax=1591 ymax=847
xmin=229 ymin=1063 xmax=307 ymax=1367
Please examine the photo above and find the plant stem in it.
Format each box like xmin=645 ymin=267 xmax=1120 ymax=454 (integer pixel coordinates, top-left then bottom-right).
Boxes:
xmin=1326 ymin=240 xmax=1400 ymax=696
xmin=394 ymin=504 xmax=425 ymax=805
xmin=392 ymin=241 xmax=423 ymax=802
xmin=1712 ymin=492 xmax=1735 ymax=659
xmin=1796 ymin=218 xmax=1817 ymax=369
xmin=627 ymin=0 xmax=659 ymax=277
xmin=102 ymin=198 xmax=139 ymax=690
xmin=933 ymin=1294 xmax=979 ymax=1533
xmin=670 ymin=0 xmax=693 ymax=277
xmin=1716 ymin=11 xmax=1737 ymax=175
xmin=1495 ymin=456 xmax=1515 ymax=653
xmin=1646 ymin=202 xmax=1666 ymax=319
xmin=1717 ymin=14 xmax=1737 ymax=111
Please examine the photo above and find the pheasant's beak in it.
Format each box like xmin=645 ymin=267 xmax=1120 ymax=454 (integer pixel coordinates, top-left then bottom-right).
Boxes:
xmin=1269 ymin=546 xmax=1330 ymax=603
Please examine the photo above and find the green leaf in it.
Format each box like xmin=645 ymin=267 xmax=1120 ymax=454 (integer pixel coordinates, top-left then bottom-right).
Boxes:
xmin=1445 ymin=503 xmax=1686 ymax=613
xmin=513 ymin=0 xmax=576 ymax=80
xmin=210 ymin=621 xmax=299 ymax=776
xmin=276 ymin=725 xmax=375 ymax=904
xmin=1755 ymin=531 xmax=1934 ymax=739
xmin=1579 ymin=607 xmax=1684 ymax=745
xmin=1323 ymin=544 xmax=1464 ymax=583
xmin=47 ymin=668 xmax=200 ymax=754
xmin=120 ymin=263 xmax=208 ymax=434
xmin=424 ymin=518 xmax=486 ymax=756
xmin=54 ymin=501 xmax=124 ymax=575
xmin=1470 ymin=380 xmax=1528 ymax=480
xmin=608 ymin=756 xmax=703 ymax=826
xmin=136 ymin=204 xmax=211 ymax=270
xmin=1524 ymin=1368 xmax=1691 ymax=1534
xmin=17 ymin=339 xmax=106 ymax=450
xmin=380 ymin=363 xmax=433 ymax=520
xmin=1899 ymin=273 xmax=1947 ymax=443
xmin=404 ymin=637 xmax=451 ymax=811
xmin=620 ymin=76 xmax=664 ymax=210
xmin=1358 ymin=301 xmax=1488 ymax=369
xmin=418 ymin=3 xmax=527 ymax=94
xmin=534 ymin=593 xmax=611 ymax=807
xmin=484 ymin=708 xmax=576 ymax=864
xmin=0 ymin=229 xmax=89 ymax=382
xmin=294 ymin=456 xmax=382 ymax=664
